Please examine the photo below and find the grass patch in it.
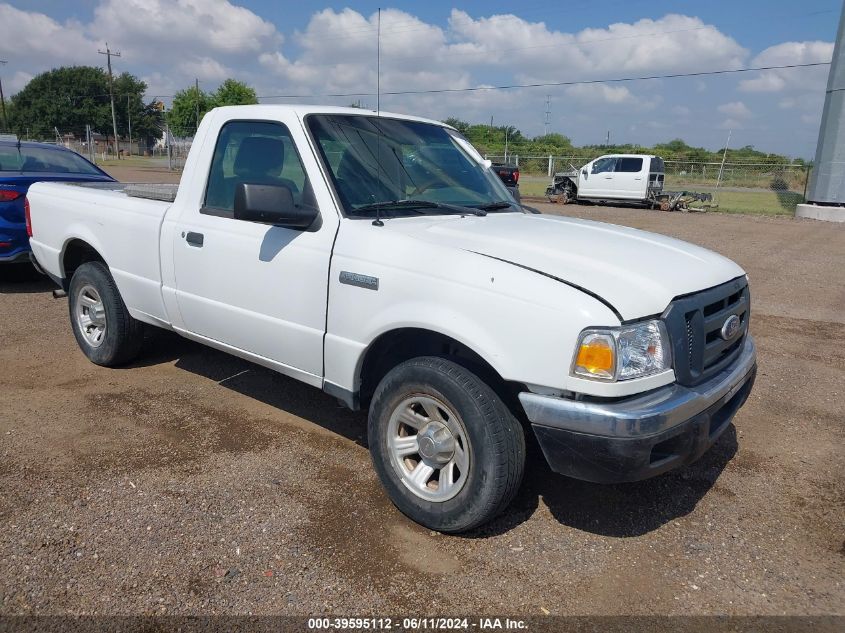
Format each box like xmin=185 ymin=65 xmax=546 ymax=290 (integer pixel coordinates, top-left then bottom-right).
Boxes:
xmin=519 ymin=176 xmax=551 ymax=197
xmin=710 ymin=190 xmax=800 ymax=216
xmin=95 ymin=156 xmax=166 ymax=168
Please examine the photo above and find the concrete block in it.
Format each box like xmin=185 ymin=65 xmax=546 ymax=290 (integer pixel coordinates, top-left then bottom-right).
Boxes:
xmin=795 ymin=203 xmax=845 ymax=223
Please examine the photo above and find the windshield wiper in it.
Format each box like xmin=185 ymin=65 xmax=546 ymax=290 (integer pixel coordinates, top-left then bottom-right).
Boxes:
xmin=350 ymin=199 xmax=486 ymax=217
xmin=472 ymin=201 xmax=515 ymax=211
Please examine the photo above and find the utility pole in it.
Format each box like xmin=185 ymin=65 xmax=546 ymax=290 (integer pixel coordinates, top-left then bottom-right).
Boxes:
xmin=605 ymin=130 xmax=611 ymax=146
xmin=98 ymin=44 xmax=121 ymax=160
xmin=126 ymin=94 xmax=132 ymax=155
xmin=86 ymin=124 xmax=94 ymax=164
xmin=544 ymin=95 xmax=551 ymax=136
xmin=0 ymin=60 xmax=8 ymax=132
xmin=164 ymin=104 xmax=173 ymax=171
xmin=195 ymin=78 xmax=200 ymax=134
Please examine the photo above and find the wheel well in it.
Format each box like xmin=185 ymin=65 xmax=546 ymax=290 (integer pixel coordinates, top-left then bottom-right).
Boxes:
xmin=62 ymin=239 xmax=105 ymax=287
xmin=357 ymin=328 xmax=526 ymax=416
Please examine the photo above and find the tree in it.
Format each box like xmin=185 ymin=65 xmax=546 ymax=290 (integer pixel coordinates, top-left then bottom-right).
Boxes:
xmin=212 ymin=79 xmax=258 ymax=107
xmin=9 ymin=66 xmax=112 ymax=139
xmin=113 ymin=72 xmax=163 ymax=145
xmin=135 ymin=101 xmax=165 ymax=145
xmin=167 ymin=79 xmax=258 ymax=137
xmin=167 ymin=85 xmax=212 ymax=137
xmin=442 ymin=117 xmax=470 ymax=134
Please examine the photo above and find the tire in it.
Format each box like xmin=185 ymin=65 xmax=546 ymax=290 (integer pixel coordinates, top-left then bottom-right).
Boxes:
xmin=68 ymin=261 xmax=144 ymax=366
xmin=368 ymin=357 xmax=525 ymax=533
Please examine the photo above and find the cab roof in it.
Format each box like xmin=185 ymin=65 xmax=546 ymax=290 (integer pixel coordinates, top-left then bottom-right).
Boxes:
xmin=208 ymin=104 xmax=455 ymax=130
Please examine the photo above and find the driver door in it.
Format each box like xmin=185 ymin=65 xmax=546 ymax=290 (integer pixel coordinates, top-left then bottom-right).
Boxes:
xmin=170 ymin=117 xmax=336 ymax=384
xmin=579 ymin=157 xmax=617 ymax=198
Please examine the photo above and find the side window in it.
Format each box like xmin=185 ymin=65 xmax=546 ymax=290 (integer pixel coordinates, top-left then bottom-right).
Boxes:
xmin=650 ymin=157 xmax=665 ymax=173
xmin=203 ymin=120 xmax=315 ymax=217
xmin=592 ymin=157 xmax=616 ymax=174
xmin=616 ymin=157 xmax=643 ymax=173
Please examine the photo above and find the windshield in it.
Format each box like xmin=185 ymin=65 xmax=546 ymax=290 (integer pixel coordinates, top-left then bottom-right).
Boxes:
xmin=0 ymin=144 xmax=104 ymax=175
xmin=306 ymin=114 xmax=518 ymax=217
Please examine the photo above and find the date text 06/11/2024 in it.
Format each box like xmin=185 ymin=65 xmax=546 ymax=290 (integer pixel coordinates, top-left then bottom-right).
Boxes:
xmin=306 ymin=617 xmax=529 ymax=630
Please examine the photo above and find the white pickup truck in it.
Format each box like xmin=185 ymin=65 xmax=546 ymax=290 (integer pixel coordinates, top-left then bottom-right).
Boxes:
xmin=27 ymin=105 xmax=756 ymax=532
xmin=546 ymin=154 xmax=665 ymax=205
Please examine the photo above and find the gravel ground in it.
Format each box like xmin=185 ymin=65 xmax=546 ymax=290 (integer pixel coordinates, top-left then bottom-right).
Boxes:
xmin=0 ymin=183 xmax=843 ymax=616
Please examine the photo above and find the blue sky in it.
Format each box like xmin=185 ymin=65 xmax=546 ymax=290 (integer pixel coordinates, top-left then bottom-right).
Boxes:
xmin=2 ymin=0 xmax=840 ymax=156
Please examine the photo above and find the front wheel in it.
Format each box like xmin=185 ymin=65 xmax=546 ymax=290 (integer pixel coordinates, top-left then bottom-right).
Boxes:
xmin=368 ymin=357 xmax=525 ymax=533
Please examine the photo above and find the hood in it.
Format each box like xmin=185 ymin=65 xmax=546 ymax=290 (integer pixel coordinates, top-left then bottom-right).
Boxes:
xmin=386 ymin=213 xmax=745 ymax=320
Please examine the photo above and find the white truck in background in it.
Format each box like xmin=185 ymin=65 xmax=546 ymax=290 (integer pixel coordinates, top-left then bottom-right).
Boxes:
xmin=546 ymin=154 xmax=666 ymax=205
xmin=26 ymin=105 xmax=756 ymax=532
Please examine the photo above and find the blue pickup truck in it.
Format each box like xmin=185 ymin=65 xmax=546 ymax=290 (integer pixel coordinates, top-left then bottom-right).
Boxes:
xmin=0 ymin=138 xmax=114 ymax=265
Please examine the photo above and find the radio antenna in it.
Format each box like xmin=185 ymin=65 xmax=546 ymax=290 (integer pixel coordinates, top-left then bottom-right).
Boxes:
xmin=377 ymin=7 xmax=381 ymax=115
xmin=373 ymin=7 xmax=384 ymax=226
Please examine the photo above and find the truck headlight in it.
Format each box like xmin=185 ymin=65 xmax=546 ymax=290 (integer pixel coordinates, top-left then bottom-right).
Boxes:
xmin=572 ymin=320 xmax=671 ymax=381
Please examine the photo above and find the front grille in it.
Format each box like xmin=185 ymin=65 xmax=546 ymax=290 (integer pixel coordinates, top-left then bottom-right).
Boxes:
xmin=663 ymin=277 xmax=750 ymax=386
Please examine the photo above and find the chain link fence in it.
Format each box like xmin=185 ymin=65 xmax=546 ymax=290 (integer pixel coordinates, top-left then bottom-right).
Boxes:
xmin=487 ymin=154 xmax=810 ymax=215
xmin=20 ymin=133 xmax=809 ymax=216
xmin=12 ymin=127 xmax=187 ymax=170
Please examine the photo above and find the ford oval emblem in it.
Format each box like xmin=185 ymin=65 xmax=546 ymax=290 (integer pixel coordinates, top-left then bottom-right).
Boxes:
xmin=720 ymin=314 xmax=741 ymax=340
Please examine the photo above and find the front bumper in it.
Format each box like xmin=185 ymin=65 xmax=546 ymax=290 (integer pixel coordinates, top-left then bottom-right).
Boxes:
xmin=520 ymin=336 xmax=757 ymax=483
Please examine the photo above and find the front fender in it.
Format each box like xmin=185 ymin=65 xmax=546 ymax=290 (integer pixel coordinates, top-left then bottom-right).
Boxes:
xmin=323 ymin=223 xmax=622 ymax=396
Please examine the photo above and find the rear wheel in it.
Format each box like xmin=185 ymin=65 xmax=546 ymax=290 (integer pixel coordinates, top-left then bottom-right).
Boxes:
xmin=68 ymin=261 xmax=144 ymax=366
xmin=368 ymin=357 xmax=525 ymax=533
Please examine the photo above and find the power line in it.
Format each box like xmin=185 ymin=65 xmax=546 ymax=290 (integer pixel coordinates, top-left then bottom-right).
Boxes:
xmin=258 ymin=61 xmax=831 ymax=100
xmin=17 ymin=61 xmax=833 ymax=110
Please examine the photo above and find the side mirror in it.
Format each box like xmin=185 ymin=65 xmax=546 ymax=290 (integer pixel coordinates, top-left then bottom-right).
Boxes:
xmin=582 ymin=169 xmax=588 ymax=177
xmin=234 ymin=183 xmax=318 ymax=230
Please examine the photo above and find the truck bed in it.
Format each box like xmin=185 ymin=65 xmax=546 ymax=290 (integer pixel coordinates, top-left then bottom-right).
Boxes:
xmin=64 ymin=181 xmax=180 ymax=203
xmin=27 ymin=180 xmax=174 ymax=328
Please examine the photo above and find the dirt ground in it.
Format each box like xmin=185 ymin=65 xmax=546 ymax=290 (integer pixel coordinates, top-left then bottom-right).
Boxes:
xmin=0 ymin=166 xmax=843 ymax=616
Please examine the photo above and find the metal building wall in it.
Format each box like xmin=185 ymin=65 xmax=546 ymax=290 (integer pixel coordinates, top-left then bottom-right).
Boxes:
xmin=808 ymin=6 xmax=845 ymax=204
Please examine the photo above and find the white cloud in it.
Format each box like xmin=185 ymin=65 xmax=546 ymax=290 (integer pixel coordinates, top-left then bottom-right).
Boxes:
xmin=0 ymin=0 xmax=285 ymax=100
xmin=718 ymin=118 xmax=745 ymax=130
xmin=0 ymin=3 xmax=96 ymax=67
xmin=7 ymin=71 xmax=34 ymax=94
xmin=0 ymin=2 xmax=832 ymax=155
xmin=717 ymin=101 xmax=752 ymax=119
xmin=565 ymin=83 xmax=636 ymax=105
xmin=739 ymin=41 xmax=833 ymax=93
xmin=90 ymin=0 xmax=281 ymax=56
xmin=176 ymin=57 xmax=232 ymax=83
xmin=446 ymin=11 xmax=747 ymax=78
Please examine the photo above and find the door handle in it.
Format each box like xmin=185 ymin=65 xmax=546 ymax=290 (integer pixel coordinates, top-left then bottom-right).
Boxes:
xmin=185 ymin=231 xmax=204 ymax=247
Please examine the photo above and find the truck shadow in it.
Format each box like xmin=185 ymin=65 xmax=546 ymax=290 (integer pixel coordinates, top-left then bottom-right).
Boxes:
xmin=475 ymin=425 xmax=738 ymax=538
xmin=130 ymin=329 xmax=737 ymax=539
xmin=130 ymin=329 xmax=368 ymax=448
xmin=0 ymin=265 xmax=55 ymax=294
